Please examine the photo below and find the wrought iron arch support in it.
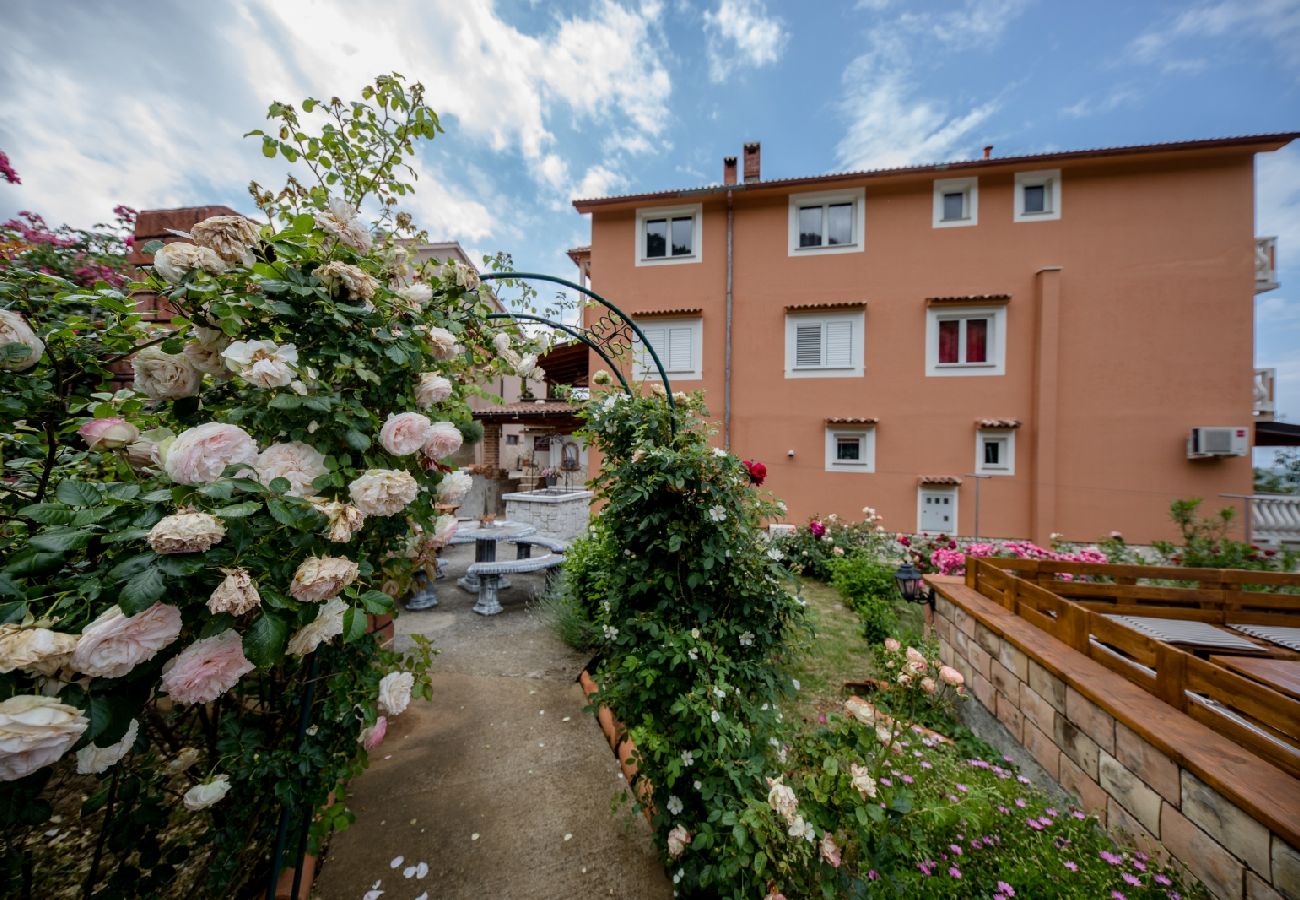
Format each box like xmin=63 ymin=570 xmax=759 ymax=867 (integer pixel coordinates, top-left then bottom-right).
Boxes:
xmin=478 ymin=272 xmax=677 ymax=435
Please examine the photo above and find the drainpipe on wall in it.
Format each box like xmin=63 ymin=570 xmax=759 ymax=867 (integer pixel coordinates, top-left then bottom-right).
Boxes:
xmin=724 ymin=188 xmax=735 ymax=449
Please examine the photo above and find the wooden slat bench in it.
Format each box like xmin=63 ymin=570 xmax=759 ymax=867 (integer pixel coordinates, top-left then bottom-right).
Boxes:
xmin=466 ymin=554 xmax=565 ymax=616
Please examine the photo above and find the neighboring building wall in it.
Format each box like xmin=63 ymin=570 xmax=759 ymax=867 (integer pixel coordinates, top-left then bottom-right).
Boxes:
xmin=581 ymin=146 xmax=1268 ymax=544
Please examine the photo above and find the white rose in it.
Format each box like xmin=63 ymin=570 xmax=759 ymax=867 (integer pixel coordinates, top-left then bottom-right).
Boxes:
xmin=378 ymin=671 xmax=415 ymax=716
xmin=163 ymin=423 xmax=259 ymax=485
xmin=70 ymin=602 xmax=184 ymax=678
xmin=0 ymin=695 xmax=89 ymax=781
xmin=316 ymin=260 xmax=378 ymax=303
xmin=221 ymin=339 xmax=298 ymax=389
xmin=76 ymin=718 xmax=139 ymax=775
xmin=183 ymin=774 xmax=231 ymax=811
xmin=208 ymin=568 xmax=261 ymax=616
xmin=286 ymin=597 xmax=347 ymax=656
xmin=148 ymin=512 xmax=226 ymax=554
xmin=132 ymin=346 xmax=201 ymax=400
xmin=380 ymin=412 xmax=434 ymax=456
xmin=440 ymin=260 xmax=480 ymax=291
xmin=424 ymin=327 xmax=460 ymax=361
xmin=314 ymin=197 xmax=372 ymax=252
xmin=182 ymin=326 xmax=231 ymax=378
xmin=0 ymin=625 xmax=78 ymax=675
xmin=153 ymin=241 xmax=228 ymax=283
xmin=290 ymin=556 xmax=360 ymax=603
xmin=255 ymin=441 xmax=328 ymax=497
xmin=430 ymin=514 xmax=458 ymax=548
xmin=516 ymin=354 xmax=538 ymax=379
xmin=415 ymin=373 xmax=452 ymax=408
xmin=0 ymin=309 xmax=45 ymax=371
xmin=421 ymin=422 xmax=463 ymax=461
xmin=310 ymin=499 xmax=366 ymax=542
xmin=435 ymin=470 xmax=473 ymax=504
xmin=190 ymin=215 xmax=260 ymax=266
xmin=395 ymin=283 xmax=432 ymax=311
xmin=349 ymin=469 xmax=420 ymax=517
xmin=667 ymin=824 xmax=691 ymax=859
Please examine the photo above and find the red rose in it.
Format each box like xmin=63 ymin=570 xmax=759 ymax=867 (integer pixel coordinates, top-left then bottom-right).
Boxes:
xmin=742 ymin=459 xmax=767 ymax=486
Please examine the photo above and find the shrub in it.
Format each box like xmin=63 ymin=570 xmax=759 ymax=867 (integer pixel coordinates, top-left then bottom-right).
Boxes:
xmin=1155 ymin=498 xmax=1297 ymax=571
xmin=775 ymin=507 xmax=893 ymax=580
xmin=830 ymin=556 xmax=899 ymax=644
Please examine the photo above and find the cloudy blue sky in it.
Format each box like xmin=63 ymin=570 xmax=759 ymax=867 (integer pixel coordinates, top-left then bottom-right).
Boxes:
xmin=1 ymin=0 xmax=1298 ymax=430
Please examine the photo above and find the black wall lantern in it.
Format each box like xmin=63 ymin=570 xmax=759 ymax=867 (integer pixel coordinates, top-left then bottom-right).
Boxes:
xmin=894 ymin=560 xmax=935 ymax=610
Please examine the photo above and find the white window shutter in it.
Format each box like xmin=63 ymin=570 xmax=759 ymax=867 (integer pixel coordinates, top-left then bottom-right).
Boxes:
xmin=638 ymin=325 xmax=666 ymax=374
xmin=666 ymin=326 xmax=694 ymax=373
xmin=824 ymin=321 xmax=853 ymax=368
xmin=795 ymin=323 xmax=822 ymax=367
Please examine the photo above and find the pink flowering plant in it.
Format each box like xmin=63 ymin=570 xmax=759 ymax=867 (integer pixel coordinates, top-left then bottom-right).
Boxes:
xmin=0 ymin=75 xmax=541 ymax=896
xmin=775 ymin=507 xmax=893 ymax=580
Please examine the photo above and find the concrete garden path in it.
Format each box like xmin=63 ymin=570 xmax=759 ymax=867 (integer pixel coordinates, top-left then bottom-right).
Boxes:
xmin=316 ymin=542 xmax=672 ymax=900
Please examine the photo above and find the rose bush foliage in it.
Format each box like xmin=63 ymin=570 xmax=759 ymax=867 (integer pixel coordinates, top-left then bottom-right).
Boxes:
xmin=0 ymin=75 xmax=518 ymax=897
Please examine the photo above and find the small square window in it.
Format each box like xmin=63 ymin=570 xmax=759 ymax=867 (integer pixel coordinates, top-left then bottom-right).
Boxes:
xmin=1014 ymin=169 xmax=1061 ymax=222
xmin=825 ymin=427 xmax=875 ymax=472
xmin=636 ymin=204 xmax=702 ymax=265
xmin=1022 ymin=184 xmax=1047 ymax=214
xmin=927 ymin=305 xmax=1006 ymax=377
xmin=975 ymin=429 xmax=1015 ymax=475
xmin=506 ymin=434 xmax=520 ymax=446
xmin=933 ymin=177 xmax=978 ymax=228
xmin=836 ymin=437 xmax=861 ymax=461
xmin=943 ymin=192 xmax=967 ymax=221
xmin=937 ymin=316 xmax=991 ymax=366
xmin=788 ymin=189 xmax=865 ymax=254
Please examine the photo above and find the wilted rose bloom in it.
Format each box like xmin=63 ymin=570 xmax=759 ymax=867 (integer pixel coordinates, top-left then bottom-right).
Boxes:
xmin=163 ymin=422 xmax=259 ymax=484
xmin=667 ymin=824 xmax=691 ymax=859
xmin=884 ymin=637 xmax=901 ymax=653
xmin=424 ymin=326 xmax=460 ymax=361
xmin=0 ymin=625 xmax=78 ymax=675
xmin=166 ymin=746 xmax=202 ymax=774
xmin=153 ymin=241 xmax=227 ymax=283
xmin=190 ymin=215 xmax=259 ymax=266
xmin=314 ymin=197 xmax=372 ymax=252
xmin=255 ymin=441 xmax=328 ymax=497
xmin=287 ymin=597 xmax=347 ymax=656
xmin=591 ymin=370 xmax=612 ymax=386
xmin=516 ymin=354 xmax=538 ymax=378
xmin=422 ymin=421 xmax=463 ymax=461
xmin=897 ymin=672 xmax=911 ymax=685
xmin=820 ymin=833 xmax=842 ymax=868
xmin=765 ymin=777 xmax=799 ymax=822
xmin=310 ymin=498 xmax=367 ymax=542
xmin=183 ymin=774 xmax=231 ymax=811
xmin=148 ymin=511 xmax=226 ymax=554
xmin=290 ymin=556 xmax=360 ymax=602
xmin=905 ymin=646 xmax=928 ymax=672
xmin=221 ymin=339 xmax=298 ymax=389
xmin=0 ymin=309 xmax=45 ymax=371
xmin=415 ymin=372 xmax=453 ymax=407
xmin=79 ymin=417 xmax=140 ymax=450
xmin=440 ymin=260 xmax=480 ymax=291
xmin=429 ymin=514 xmax=458 ymax=548
xmin=160 ymin=630 xmax=255 ymax=705
xmin=378 ymin=671 xmax=415 ymax=716
xmin=850 ymin=763 xmax=877 ymax=799
xmin=132 ymin=346 xmax=201 ymax=400
xmin=939 ymin=665 xmax=965 ymax=688
xmin=0 ymin=695 xmax=89 ymax=781
xmin=182 ymin=326 xmax=232 ymax=378
xmin=71 ymin=602 xmax=183 ymax=678
xmin=208 ymin=568 xmax=261 ymax=616
xmin=395 ymin=282 xmax=432 ymax=311
xmin=349 ymin=469 xmax=420 ymax=517
xmin=76 ymin=718 xmax=139 ymax=775
xmin=380 ymin=412 xmax=435 ymax=456
xmin=921 ymin=676 xmax=938 ymax=694
xmin=316 ymin=260 xmax=378 ymax=302
xmin=764 ymin=891 xmax=787 ymax=900
xmin=436 ymin=470 xmax=473 ymax=504
xmin=359 ymin=715 xmax=387 ymax=750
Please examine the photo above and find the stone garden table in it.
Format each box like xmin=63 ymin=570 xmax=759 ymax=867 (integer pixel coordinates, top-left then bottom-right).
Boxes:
xmin=452 ymin=520 xmax=538 ymax=595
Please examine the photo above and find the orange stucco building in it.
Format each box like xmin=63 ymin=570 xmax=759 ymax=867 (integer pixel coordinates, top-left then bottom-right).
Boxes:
xmin=571 ymin=134 xmax=1296 ymax=545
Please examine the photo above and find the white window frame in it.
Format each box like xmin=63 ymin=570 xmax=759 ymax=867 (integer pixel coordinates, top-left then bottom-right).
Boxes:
xmin=933 ymin=177 xmax=979 ymax=228
xmin=916 ymin=486 xmax=959 ymax=534
xmin=634 ymin=203 xmax=703 ymax=266
xmin=632 ymin=316 xmax=702 ymax=380
xmin=825 ymin=427 xmax=876 ymax=473
xmin=787 ymin=188 xmax=866 ymax=256
xmin=925 ymin=305 xmax=1006 ymax=377
xmin=975 ymin=429 xmax=1016 ymax=476
xmin=784 ymin=311 xmax=865 ymax=379
xmin=1014 ymin=169 xmax=1062 ymax=222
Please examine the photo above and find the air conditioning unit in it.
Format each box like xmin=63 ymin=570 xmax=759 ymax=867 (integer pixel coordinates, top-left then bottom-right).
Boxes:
xmin=1187 ymin=426 xmax=1249 ymax=459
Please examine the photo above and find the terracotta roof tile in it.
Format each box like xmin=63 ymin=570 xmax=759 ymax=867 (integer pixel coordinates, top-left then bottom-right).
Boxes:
xmin=919 ymin=475 xmax=962 ymax=485
xmin=628 ymin=307 xmax=703 ymax=317
xmin=473 ymin=401 xmax=579 ymax=419
xmin=826 ymin=416 xmax=878 ymax=424
xmin=977 ymin=418 xmax=1021 ymax=429
xmin=927 ymin=294 xmax=1011 ymax=305
xmin=786 ymin=300 xmax=868 ymax=312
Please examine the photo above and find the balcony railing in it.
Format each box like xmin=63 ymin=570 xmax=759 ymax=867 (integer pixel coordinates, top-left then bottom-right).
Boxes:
xmin=1256 ymin=236 xmax=1279 ymax=293
xmin=1253 ymin=494 xmax=1300 ymax=547
xmin=1254 ymin=367 xmax=1276 ymax=420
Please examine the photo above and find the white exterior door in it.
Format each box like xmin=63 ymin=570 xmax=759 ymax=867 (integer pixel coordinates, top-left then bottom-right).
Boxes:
xmin=918 ymin=487 xmax=958 ymax=534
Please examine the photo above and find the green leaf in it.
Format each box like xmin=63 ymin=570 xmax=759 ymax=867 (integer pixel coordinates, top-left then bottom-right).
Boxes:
xmin=215 ymin=501 xmax=261 ymax=518
xmin=56 ymin=480 xmax=102 ymax=507
xmin=141 ymin=239 xmax=164 ymax=255
xmin=341 ymin=606 xmax=367 ymax=643
xmin=0 ymin=575 xmax=25 ymax=601
xmin=83 ymin=694 xmax=137 ymax=747
xmin=358 ymin=590 xmax=394 ymax=614
xmin=266 ymin=499 xmax=299 ymax=528
xmin=343 ymin=429 xmax=371 ymax=451
xmin=109 ymin=553 xmax=155 ymax=582
xmin=29 ymin=528 xmax=95 ymax=553
xmin=156 ymin=556 xmax=205 ymax=577
xmin=19 ymin=504 xmax=76 ymax=525
xmin=243 ymin=614 xmax=289 ymax=667
xmin=120 ymin=567 xmax=165 ymax=614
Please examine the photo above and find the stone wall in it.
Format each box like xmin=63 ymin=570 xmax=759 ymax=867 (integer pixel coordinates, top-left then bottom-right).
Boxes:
xmin=503 ymin=490 xmax=592 ymax=541
xmin=931 ymin=586 xmax=1300 ymax=900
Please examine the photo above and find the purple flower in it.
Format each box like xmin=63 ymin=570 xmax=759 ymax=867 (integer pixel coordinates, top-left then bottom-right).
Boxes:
xmin=917 ymin=861 xmax=935 ymax=876
xmin=970 ymin=838 xmax=984 ymax=850
xmin=1112 ymin=892 xmax=1127 ymax=900
xmin=1039 ymin=816 xmax=1054 ymax=827
xmin=1123 ymin=873 xmax=1141 ymax=886
xmin=1026 ymin=819 xmax=1043 ymax=831
xmin=947 ymin=794 xmax=959 ymax=802
xmin=902 ymin=774 xmax=914 ymax=784
xmin=1072 ymin=810 xmax=1086 ymax=820
xmin=1017 ymin=775 xmax=1031 ymax=785
xmin=1154 ymin=874 xmax=1171 ymax=886
xmin=1167 ymin=893 xmax=1181 ymax=900
xmin=997 ymin=881 xmax=1015 ymax=897
xmin=948 ymin=844 xmax=962 ymax=856
xmin=1014 ymin=798 xmax=1027 ymax=808
xmin=1045 ymin=808 xmax=1058 ymax=817
xmin=997 ymin=805 xmax=1010 ymax=815
xmin=880 ymin=778 xmax=892 ymax=787
xmin=1100 ymin=850 xmax=1123 ymax=866
xmin=921 ymin=760 xmax=933 ymax=769
xmin=956 ymin=783 xmax=968 ymax=792
xmin=1133 ymin=860 xmax=1146 ymax=872
xmin=949 ymin=866 xmax=962 ymax=879
xmin=868 ymin=870 xmax=879 ymax=881
xmin=1064 ymin=861 xmax=1078 ymax=872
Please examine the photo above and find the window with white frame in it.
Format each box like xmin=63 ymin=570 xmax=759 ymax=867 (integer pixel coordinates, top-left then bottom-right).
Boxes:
xmin=933 ymin=177 xmax=978 ymax=228
xmin=975 ymin=429 xmax=1015 ymax=475
xmin=925 ymin=305 xmax=1006 ymax=377
xmin=1014 ymin=169 xmax=1061 ymax=222
xmin=632 ymin=317 xmax=702 ymax=380
xmin=784 ymin=311 xmax=865 ymax=378
xmin=787 ymin=188 xmax=865 ymax=255
xmin=825 ymin=426 xmax=875 ymax=472
xmin=635 ymin=203 xmax=702 ymax=266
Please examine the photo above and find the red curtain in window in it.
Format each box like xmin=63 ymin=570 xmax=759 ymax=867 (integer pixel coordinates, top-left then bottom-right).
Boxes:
xmin=938 ymin=320 xmax=959 ymax=363
xmin=965 ymin=318 xmax=988 ymax=363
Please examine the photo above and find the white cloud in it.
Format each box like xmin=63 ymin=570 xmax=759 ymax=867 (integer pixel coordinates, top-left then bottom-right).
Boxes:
xmin=573 ymin=165 xmax=627 ymax=201
xmin=1258 ymin=143 xmax=1300 ymax=271
xmin=703 ymin=0 xmax=789 ymax=83
xmin=1128 ymin=0 xmax=1300 ymax=76
xmin=1062 ymin=86 xmax=1142 ymax=119
xmin=897 ymin=0 xmax=1032 ymax=49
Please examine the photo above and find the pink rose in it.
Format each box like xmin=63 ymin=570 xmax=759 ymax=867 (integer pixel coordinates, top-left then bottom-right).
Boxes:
xmin=820 ymin=833 xmax=842 ymax=868
xmin=359 ymin=716 xmax=388 ymax=750
xmin=380 ymin=412 xmax=434 ymax=456
xmin=163 ymin=423 xmax=259 ymax=484
xmin=921 ymin=677 xmax=937 ymax=694
xmin=71 ymin=603 xmax=183 ymax=678
xmin=160 ymin=630 xmax=254 ymax=704
xmin=884 ymin=637 xmax=901 ymax=653
xmin=79 ymin=417 xmax=139 ymax=450
xmin=938 ymin=665 xmax=965 ymax=687
xmin=421 ymin=421 xmax=463 ymax=461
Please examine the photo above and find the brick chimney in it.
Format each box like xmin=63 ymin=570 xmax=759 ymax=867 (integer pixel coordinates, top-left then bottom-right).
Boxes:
xmin=723 ymin=155 xmax=738 ymax=185
xmin=743 ymin=142 xmax=761 ymax=183
xmin=982 ymin=145 xmax=993 ymax=160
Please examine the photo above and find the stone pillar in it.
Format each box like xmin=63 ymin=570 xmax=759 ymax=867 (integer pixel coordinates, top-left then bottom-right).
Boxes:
xmin=481 ymin=422 xmax=501 ymax=472
xmin=1031 ymin=267 xmax=1062 ymax=545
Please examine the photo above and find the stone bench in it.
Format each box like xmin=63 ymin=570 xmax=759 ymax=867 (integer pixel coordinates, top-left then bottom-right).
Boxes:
xmin=466 ymin=554 xmax=565 ymax=616
xmin=509 ymin=535 xmax=572 ymax=558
